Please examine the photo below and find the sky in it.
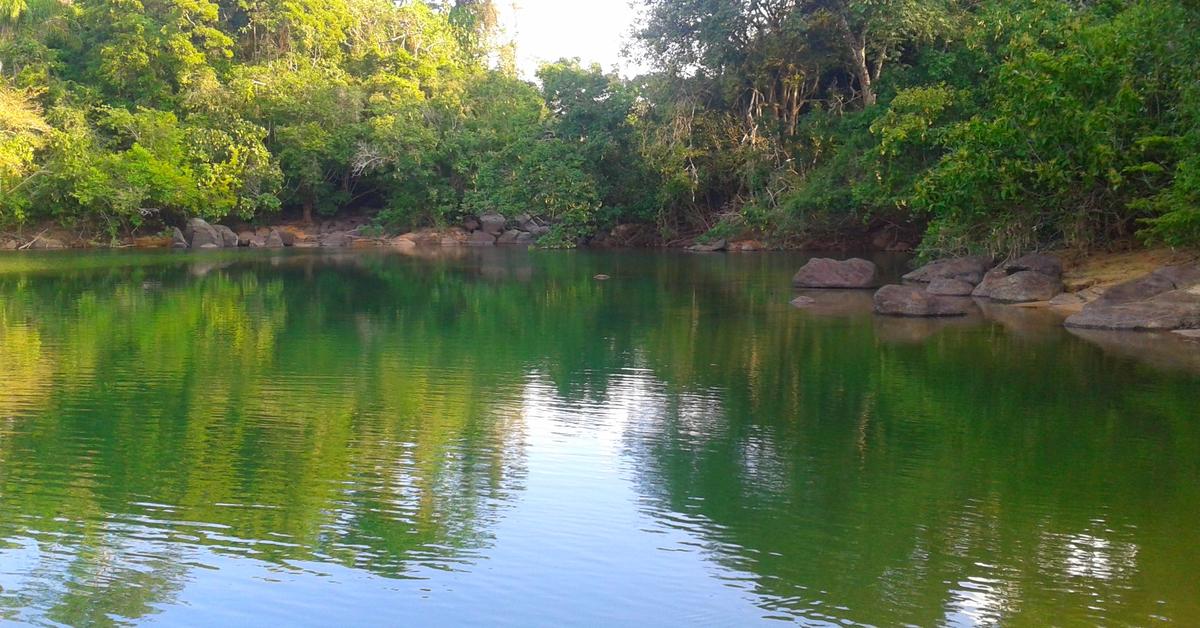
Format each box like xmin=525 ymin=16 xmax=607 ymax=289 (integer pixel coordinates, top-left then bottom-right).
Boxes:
xmin=499 ymin=0 xmax=650 ymax=79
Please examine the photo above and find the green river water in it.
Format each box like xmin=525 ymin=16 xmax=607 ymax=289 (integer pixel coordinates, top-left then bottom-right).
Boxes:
xmin=0 ymin=248 xmax=1197 ymax=626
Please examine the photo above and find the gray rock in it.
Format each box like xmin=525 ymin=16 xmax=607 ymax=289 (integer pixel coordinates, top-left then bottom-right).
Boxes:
xmin=468 ymin=231 xmax=497 ymax=246
xmin=792 ymin=258 xmax=880 ymax=289
xmin=1 ymin=239 xmax=18 ymax=250
xmin=927 ymin=277 xmax=976 ymax=296
xmin=689 ymin=239 xmax=727 ymax=252
xmin=237 ymin=231 xmax=256 ymax=247
xmin=185 ymin=218 xmax=223 ymax=249
xmin=790 ymin=296 xmax=816 ymax=308
xmin=1095 ymin=263 xmax=1200 ymax=305
xmin=902 ymin=256 xmax=993 ymax=286
xmin=497 ymin=229 xmax=522 ymax=245
xmin=480 ymin=212 xmax=506 ymax=236
xmin=1004 ymin=253 xmax=1063 ymax=279
xmin=214 ymin=225 xmax=240 ymax=248
xmin=1065 ymin=289 xmax=1200 ymax=330
xmin=265 ymin=230 xmax=285 ymax=249
xmin=873 ymin=285 xmax=970 ymax=317
xmin=463 ymin=217 xmax=481 ymax=232
xmin=513 ymin=213 xmax=535 ymax=231
xmin=171 ymin=227 xmax=189 ymax=249
xmin=973 ymin=270 xmax=1062 ymax=303
xmin=529 ymin=224 xmax=551 ymax=237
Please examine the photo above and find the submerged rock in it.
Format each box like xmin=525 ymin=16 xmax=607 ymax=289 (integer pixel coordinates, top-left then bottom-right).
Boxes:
xmin=902 ymin=256 xmax=992 ymax=286
xmin=792 ymin=258 xmax=880 ymax=289
xmin=873 ymin=284 xmax=970 ymax=317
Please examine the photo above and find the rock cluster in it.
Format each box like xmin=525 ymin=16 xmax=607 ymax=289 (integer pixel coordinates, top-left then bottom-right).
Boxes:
xmin=453 ymin=212 xmax=548 ymax=247
xmin=863 ymin=253 xmax=1066 ymax=317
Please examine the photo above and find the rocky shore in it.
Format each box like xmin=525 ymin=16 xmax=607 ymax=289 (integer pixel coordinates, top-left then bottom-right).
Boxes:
xmin=789 ymin=252 xmax=1200 ymax=338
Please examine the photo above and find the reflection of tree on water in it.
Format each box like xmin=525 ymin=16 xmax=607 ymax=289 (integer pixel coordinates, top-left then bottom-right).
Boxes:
xmin=0 ymin=258 xmax=532 ymax=624
xmin=623 ymin=299 xmax=1200 ymax=625
xmin=1 ymin=250 xmax=1199 ymax=625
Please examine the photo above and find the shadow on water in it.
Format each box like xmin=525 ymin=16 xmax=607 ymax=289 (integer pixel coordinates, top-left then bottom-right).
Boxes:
xmin=0 ymin=248 xmax=1197 ymax=625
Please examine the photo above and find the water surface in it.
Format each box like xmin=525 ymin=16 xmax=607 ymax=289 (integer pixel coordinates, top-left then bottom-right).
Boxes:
xmin=0 ymin=248 xmax=1198 ymax=626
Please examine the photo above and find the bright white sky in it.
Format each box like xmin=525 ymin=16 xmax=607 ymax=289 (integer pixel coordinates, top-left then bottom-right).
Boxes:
xmin=500 ymin=0 xmax=649 ymax=79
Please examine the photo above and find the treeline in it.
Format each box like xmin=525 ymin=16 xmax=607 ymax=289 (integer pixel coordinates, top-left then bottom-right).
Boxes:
xmin=1 ymin=0 xmax=1198 ymax=253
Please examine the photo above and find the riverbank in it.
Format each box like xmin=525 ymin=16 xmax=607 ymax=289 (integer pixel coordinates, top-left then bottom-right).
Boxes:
xmin=3 ymin=216 xmax=1196 ymax=315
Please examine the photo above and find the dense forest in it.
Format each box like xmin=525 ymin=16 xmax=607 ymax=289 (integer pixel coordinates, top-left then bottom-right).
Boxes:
xmin=1 ymin=0 xmax=1198 ymax=254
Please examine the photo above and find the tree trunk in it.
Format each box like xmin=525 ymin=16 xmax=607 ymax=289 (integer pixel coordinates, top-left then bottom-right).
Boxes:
xmin=302 ymin=193 xmax=314 ymax=225
xmin=839 ymin=16 xmax=876 ymax=108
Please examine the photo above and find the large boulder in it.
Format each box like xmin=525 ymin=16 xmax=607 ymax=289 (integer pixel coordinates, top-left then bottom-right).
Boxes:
xmin=480 ymin=212 xmax=507 ymax=236
xmin=1003 ymin=253 xmax=1063 ymax=279
xmin=792 ymin=258 xmax=880 ymax=289
xmin=873 ymin=285 xmax=971 ymax=317
xmin=974 ymin=270 xmax=1063 ymax=303
xmin=1093 ymin=263 xmax=1200 ymax=305
xmin=1065 ymin=264 xmax=1200 ymax=330
xmin=264 ymin=229 xmax=286 ymax=249
xmin=497 ymin=229 xmax=523 ymax=245
xmin=902 ymin=256 xmax=992 ymax=286
xmin=513 ymin=213 xmax=536 ymax=231
xmin=927 ymin=278 xmax=976 ymax=296
xmin=215 ymin=225 xmax=240 ymax=248
xmin=184 ymin=218 xmax=223 ymax=249
xmin=1065 ymin=289 xmax=1200 ymax=331
xmin=171 ymin=227 xmax=189 ymax=249
xmin=972 ymin=254 xmax=1064 ymax=303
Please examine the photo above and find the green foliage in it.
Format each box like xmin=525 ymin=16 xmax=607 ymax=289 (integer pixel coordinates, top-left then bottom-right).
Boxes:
xmin=1 ymin=0 xmax=1198 ymax=251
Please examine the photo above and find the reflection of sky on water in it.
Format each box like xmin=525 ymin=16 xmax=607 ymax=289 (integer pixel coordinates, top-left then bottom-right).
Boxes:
xmin=2 ymin=250 xmax=1199 ymax=626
